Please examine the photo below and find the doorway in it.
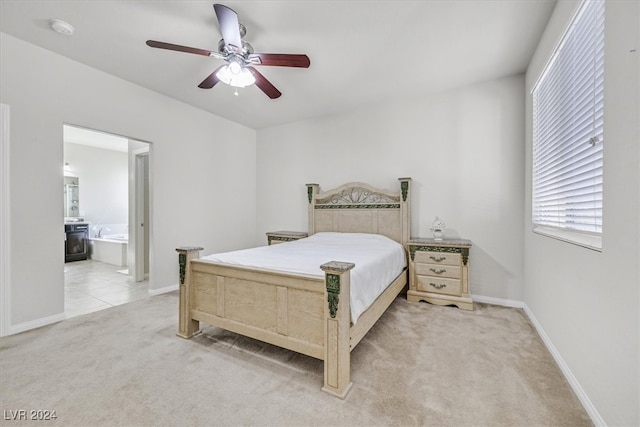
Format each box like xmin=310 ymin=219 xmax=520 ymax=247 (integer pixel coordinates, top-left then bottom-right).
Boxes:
xmin=63 ymin=124 xmax=151 ymax=318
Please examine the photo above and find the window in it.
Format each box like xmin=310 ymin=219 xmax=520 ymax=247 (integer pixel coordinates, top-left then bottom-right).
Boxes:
xmin=532 ymin=0 xmax=604 ymax=250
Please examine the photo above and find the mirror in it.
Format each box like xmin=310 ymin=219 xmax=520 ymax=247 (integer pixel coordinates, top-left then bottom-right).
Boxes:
xmin=64 ymin=176 xmax=80 ymax=218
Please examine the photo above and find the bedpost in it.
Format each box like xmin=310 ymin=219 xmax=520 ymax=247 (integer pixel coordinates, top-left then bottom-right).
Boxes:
xmin=398 ymin=177 xmax=412 ymax=244
xmin=175 ymin=246 xmax=203 ymax=339
xmin=306 ymin=183 xmax=319 ymax=235
xmin=320 ymin=261 xmax=355 ymax=399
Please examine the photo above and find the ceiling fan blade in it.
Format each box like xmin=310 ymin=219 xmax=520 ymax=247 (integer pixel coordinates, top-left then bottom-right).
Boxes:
xmin=247 ymin=67 xmax=282 ymax=99
xmin=146 ymin=40 xmax=216 ymax=57
xmin=214 ymin=4 xmax=243 ymax=53
xmin=248 ymin=53 xmax=311 ymax=68
xmin=198 ymin=65 xmax=226 ymax=89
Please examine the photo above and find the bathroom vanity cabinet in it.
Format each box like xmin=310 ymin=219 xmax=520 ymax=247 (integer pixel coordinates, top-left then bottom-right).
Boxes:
xmin=65 ymin=222 xmax=89 ymax=262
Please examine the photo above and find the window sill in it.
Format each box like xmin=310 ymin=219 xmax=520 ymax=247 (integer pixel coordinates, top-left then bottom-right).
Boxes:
xmin=533 ymin=226 xmax=602 ymax=252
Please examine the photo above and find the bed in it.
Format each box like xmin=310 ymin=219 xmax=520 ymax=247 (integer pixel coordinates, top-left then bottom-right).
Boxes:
xmin=175 ymin=178 xmax=412 ymax=398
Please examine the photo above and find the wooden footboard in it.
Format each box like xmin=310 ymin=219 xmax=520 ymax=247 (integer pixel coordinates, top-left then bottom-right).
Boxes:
xmin=175 ymin=247 xmax=406 ymax=398
xmin=173 ymin=176 xmax=412 ymax=398
xmin=176 ymin=247 xmax=357 ymax=397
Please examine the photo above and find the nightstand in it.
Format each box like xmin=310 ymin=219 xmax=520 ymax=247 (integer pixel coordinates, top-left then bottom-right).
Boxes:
xmin=406 ymin=238 xmax=473 ymax=310
xmin=266 ymin=231 xmax=308 ymax=245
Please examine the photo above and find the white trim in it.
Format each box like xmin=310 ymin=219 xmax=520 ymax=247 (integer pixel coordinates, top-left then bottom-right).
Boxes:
xmin=131 ymin=146 xmax=150 ymax=156
xmin=475 ymin=294 xmax=604 ymax=425
xmin=128 ymin=142 xmax=151 ymax=284
xmin=0 ymin=104 xmax=10 ymax=337
xmin=134 ymin=149 xmax=149 ymax=282
xmin=529 ymin=0 xmax=586 ymax=94
xmin=533 ymin=226 xmax=603 ymax=252
xmin=148 ymin=284 xmax=178 ymax=296
xmin=523 ymin=303 xmax=606 ymax=427
xmin=7 ymin=313 xmax=66 ymax=337
xmin=471 ymin=294 xmax=524 ymax=308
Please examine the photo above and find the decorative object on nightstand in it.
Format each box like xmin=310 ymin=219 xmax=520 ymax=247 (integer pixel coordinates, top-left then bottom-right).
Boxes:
xmin=266 ymin=231 xmax=308 ymax=245
xmin=407 ymin=238 xmax=473 ymax=310
xmin=430 ymin=216 xmax=446 ymax=240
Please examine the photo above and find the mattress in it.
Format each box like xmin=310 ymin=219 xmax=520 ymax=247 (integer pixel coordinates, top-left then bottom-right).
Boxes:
xmin=201 ymin=232 xmax=407 ymax=323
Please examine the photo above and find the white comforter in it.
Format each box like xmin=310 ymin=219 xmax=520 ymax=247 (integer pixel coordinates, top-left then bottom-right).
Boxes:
xmin=201 ymin=232 xmax=407 ymax=323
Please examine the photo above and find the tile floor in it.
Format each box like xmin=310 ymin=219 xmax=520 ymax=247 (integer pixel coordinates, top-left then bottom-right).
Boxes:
xmin=64 ymin=259 xmax=149 ymax=319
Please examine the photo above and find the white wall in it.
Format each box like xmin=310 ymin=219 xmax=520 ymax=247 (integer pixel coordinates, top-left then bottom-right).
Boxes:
xmin=257 ymin=75 xmax=525 ymax=301
xmin=0 ymin=33 xmax=257 ymax=329
xmin=64 ymin=142 xmax=128 ymax=235
xmin=524 ymin=1 xmax=639 ymax=425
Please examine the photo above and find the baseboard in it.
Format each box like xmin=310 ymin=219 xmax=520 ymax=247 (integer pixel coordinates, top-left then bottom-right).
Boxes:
xmin=473 ymin=294 xmax=605 ymax=426
xmin=7 ymin=312 xmax=66 ymax=337
xmin=148 ymin=283 xmax=178 ymax=296
xmin=0 ymin=288 xmax=606 ymax=426
xmin=523 ymin=304 xmax=605 ymax=427
xmin=471 ymin=294 xmax=524 ymax=308
xmin=5 ymin=285 xmax=178 ymax=336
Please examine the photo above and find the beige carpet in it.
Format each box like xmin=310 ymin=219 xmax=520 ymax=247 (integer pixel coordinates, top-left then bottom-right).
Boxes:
xmin=0 ymin=292 xmax=592 ymax=427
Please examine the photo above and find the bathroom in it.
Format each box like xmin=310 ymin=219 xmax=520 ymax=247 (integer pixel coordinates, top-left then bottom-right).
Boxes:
xmin=64 ymin=125 xmax=148 ymax=275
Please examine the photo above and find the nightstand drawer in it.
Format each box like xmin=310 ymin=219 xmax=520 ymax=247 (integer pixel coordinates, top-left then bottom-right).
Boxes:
xmin=415 ymin=263 xmax=461 ymax=279
xmin=414 ymin=251 xmax=461 ymax=266
xmin=416 ymin=275 xmax=462 ymax=296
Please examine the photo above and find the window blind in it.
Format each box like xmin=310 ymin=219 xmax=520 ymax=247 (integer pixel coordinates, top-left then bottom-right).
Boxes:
xmin=532 ymin=0 xmax=604 ymax=236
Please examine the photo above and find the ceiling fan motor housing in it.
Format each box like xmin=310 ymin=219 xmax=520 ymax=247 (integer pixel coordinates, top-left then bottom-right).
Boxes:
xmin=217 ymin=38 xmax=254 ymax=57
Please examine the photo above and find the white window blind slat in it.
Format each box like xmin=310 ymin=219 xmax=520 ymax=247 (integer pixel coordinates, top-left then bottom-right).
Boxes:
xmin=532 ymin=0 xmax=604 ymax=240
xmin=535 ymin=142 xmax=602 ymax=176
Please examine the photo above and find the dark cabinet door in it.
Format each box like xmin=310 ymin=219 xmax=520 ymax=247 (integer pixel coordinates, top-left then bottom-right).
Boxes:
xmin=66 ymin=231 xmax=86 ymax=255
xmin=65 ymin=224 xmax=88 ymax=262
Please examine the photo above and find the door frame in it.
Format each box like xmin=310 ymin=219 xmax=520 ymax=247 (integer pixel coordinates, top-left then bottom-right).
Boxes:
xmin=1 ymin=104 xmax=11 ymax=336
xmin=129 ymin=145 xmax=150 ymax=282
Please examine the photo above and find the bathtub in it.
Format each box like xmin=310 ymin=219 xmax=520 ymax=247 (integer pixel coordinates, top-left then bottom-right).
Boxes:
xmin=89 ymin=234 xmax=128 ymax=267
xmin=102 ymin=233 xmax=128 ymax=241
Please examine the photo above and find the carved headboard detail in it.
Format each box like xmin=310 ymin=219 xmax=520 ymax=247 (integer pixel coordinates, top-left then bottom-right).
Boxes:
xmin=306 ymin=178 xmax=411 ymax=244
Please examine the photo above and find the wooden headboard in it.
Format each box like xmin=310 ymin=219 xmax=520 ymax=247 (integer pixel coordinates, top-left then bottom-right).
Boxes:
xmin=305 ymin=178 xmax=411 ymax=244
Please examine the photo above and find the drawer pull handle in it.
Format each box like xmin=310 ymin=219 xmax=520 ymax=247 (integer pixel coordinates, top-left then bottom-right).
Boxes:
xmin=430 ymin=256 xmax=446 ymax=262
xmin=429 ymin=283 xmax=446 ymax=290
xmin=430 ymin=268 xmax=447 ymax=274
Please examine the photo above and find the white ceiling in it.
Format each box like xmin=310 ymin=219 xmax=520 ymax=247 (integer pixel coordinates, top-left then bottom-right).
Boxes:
xmin=64 ymin=124 xmax=129 ymax=153
xmin=0 ymin=0 xmax=556 ymax=130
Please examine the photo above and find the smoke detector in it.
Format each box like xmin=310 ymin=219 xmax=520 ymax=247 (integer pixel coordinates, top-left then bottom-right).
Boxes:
xmin=50 ymin=19 xmax=74 ymax=36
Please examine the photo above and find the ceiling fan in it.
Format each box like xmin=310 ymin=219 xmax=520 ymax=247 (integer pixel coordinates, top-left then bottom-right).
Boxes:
xmin=146 ymin=3 xmax=310 ymax=99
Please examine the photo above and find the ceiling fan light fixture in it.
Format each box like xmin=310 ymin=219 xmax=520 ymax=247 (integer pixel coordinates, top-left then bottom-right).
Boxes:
xmin=216 ymin=64 xmax=255 ymax=88
xmin=228 ymin=61 xmax=242 ymax=75
xmin=146 ymin=3 xmax=309 ymax=98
